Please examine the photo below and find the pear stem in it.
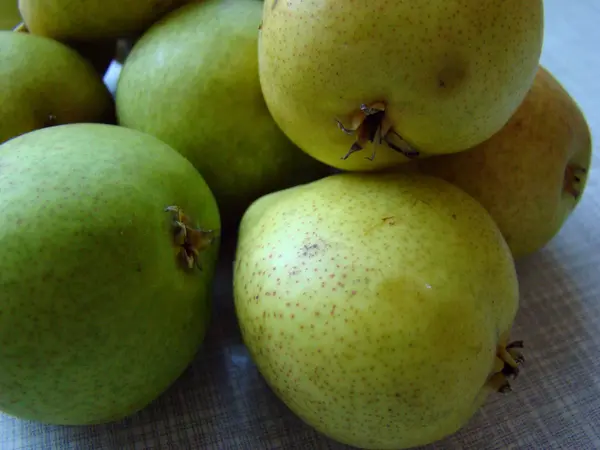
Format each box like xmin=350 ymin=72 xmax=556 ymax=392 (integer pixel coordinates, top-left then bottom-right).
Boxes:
xmin=165 ymin=205 xmax=217 ymax=271
xmin=486 ymin=338 xmax=525 ymax=394
xmin=335 ymin=101 xmax=421 ymax=161
xmin=564 ymin=164 xmax=587 ymax=199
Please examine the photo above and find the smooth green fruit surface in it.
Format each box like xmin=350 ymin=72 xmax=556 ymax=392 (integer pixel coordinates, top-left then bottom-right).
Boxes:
xmin=0 ymin=30 xmax=113 ymax=145
xmin=0 ymin=0 xmax=20 ymax=30
xmin=258 ymin=0 xmax=544 ymax=171
xmin=234 ymin=172 xmax=520 ymax=449
xmin=116 ymin=0 xmax=330 ymax=229
xmin=12 ymin=24 xmax=117 ymax=78
xmin=18 ymin=0 xmax=187 ymax=40
xmin=0 ymin=123 xmax=220 ymax=425
xmin=403 ymin=66 xmax=593 ymax=259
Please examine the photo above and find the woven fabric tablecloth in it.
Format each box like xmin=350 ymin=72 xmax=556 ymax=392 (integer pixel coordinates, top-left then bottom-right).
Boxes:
xmin=2 ymin=1 xmax=599 ymax=448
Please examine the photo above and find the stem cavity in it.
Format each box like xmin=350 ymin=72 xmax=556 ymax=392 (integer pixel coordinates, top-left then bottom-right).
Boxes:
xmin=335 ymin=101 xmax=420 ymax=161
xmin=564 ymin=164 xmax=587 ymax=199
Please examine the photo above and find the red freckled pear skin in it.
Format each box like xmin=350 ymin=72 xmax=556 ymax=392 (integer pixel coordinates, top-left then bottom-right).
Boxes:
xmin=233 ymin=172 xmax=523 ymax=449
xmin=258 ymin=0 xmax=544 ymax=171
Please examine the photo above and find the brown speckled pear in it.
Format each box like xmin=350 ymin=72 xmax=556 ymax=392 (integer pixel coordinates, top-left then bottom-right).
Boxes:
xmin=0 ymin=30 xmax=113 ymax=145
xmin=258 ymin=0 xmax=544 ymax=171
xmin=0 ymin=123 xmax=220 ymax=425
xmin=234 ymin=172 xmax=523 ymax=449
xmin=405 ymin=66 xmax=593 ymax=259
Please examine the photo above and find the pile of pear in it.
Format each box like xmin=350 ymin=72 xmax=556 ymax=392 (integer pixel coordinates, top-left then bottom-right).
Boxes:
xmin=0 ymin=0 xmax=593 ymax=449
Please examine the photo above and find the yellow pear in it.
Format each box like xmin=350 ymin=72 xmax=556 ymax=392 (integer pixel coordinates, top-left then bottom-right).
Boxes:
xmin=404 ymin=66 xmax=592 ymax=259
xmin=258 ymin=0 xmax=544 ymax=171
xmin=234 ymin=172 xmax=523 ymax=449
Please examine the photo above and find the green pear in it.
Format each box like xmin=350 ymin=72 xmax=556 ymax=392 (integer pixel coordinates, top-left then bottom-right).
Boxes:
xmin=0 ymin=30 xmax=113 ymax=145
xmin=0 ymin=123 xmax=221 ymax=425
xmin=116 ymin=0 xmax=330 ymax=231
xmin=234 ymin=172 xmax=523 ymax=449
xmin=403 ymin=66 xmax=592 ymax=259
xmin=258 ymin=0 xmax=544 ymax=171
xmin=17 ymin=0 xmax=187 ymax=41
xmin=0 ymin=0 xmax=20 ymax=30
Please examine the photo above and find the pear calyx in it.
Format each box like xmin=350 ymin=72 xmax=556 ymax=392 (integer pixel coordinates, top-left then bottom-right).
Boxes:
xmin=165 ymin=205 xmax=217 ymax=271
xmin=335 ymin=101 xmax=420 ymax=161
xmin=564 ymin=164 xmax=587 ymax=199
xmin=486 ymin=339 xmax=525 ymax=394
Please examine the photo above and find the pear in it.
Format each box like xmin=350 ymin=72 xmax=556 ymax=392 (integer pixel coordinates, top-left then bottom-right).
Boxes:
xmin=404 ymin=66 xmax=592 ymax=259
xmin=234 ymin=172 xmax=523 ymax=449
xmin=0 ymin=123 xmax=220 ymax=425
xmin=17 ymin=0 xmax=187 ymax=41
xmin=116 ymin=0 xmax=330 ymax=232
xmin=0 ymin=30 xmax=113 ymax=144
xmin=258 ymin=0 xmax=544 ymax=171
xmin=0 ymin=0 xmax=20 ymax=30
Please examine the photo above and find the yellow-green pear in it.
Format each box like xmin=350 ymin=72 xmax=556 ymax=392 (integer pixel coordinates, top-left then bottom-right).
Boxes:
xmin=0 ymin=30 xmax=113 ymax=144
xmin=18 ymin=0 xmax=187 ymax=41
xmin=234 ymin=172 xmax=523 ymax=449
xmin=404 ymin=66 xmax=592 ymax=259
xmin=258 ymin=0 xmax=544 ymax=171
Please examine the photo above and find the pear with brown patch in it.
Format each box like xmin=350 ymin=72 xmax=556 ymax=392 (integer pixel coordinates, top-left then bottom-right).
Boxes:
xmin=404 ymin=66 xmax=592 ymax=259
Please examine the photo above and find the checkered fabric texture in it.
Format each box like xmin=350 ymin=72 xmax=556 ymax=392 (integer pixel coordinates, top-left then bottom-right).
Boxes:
xmin=2 ymin=1 xmax=599 ymax=448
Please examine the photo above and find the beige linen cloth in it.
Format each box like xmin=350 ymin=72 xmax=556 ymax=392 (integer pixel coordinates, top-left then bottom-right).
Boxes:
xmin=1 ymin=0 xmax=599 ymax=448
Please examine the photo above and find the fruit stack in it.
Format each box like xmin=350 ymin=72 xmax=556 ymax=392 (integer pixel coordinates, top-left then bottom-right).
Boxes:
xmin=0 ymin=1 xmax=593 ymax=449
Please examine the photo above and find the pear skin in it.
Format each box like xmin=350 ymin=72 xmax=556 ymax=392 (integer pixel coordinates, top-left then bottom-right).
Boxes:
xmin=14 ymin=22 xmax=117 ymax=79
xmin=234 ymin=172 xmax=523 ymax=449
xmin=405 ymin=65 xmax=593 ymax=259
xmin=18 ymin=0 xmax=188 ymax=41
xmin=0 ymin=0 xmax=21 ymax=30
xmin=258 ymin=0 xmax=544 ymax=171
